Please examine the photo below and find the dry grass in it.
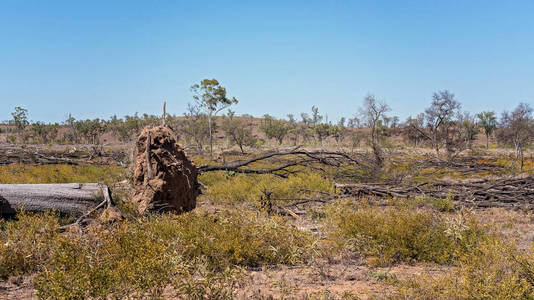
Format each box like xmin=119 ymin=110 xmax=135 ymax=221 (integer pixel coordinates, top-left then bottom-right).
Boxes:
xmin=1 ymin=209 xmax=316 ymax=299
xmin=325 ymin=200 xmax=492 ymax=267
xmin=0 ymin=164 xmax=126 ymax=184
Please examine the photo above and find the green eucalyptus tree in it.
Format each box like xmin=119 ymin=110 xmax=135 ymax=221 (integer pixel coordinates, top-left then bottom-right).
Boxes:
xmin=476 ymin=111 xmax=497 ymax=149
xmin=11 ymin=106 xmax=29 ymax=131
xmin=191 ymin=79 xmax=238 ymax=159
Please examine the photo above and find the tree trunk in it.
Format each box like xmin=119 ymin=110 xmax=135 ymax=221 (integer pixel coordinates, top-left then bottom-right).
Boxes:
xmin=520 ymin=147 xmax=524 ymax=171
xmin=208 ymin=114 xmax=213 ymax=160
xmin=486 ymin=133 xmax=489 ymax=149
xmin=0 ymin=183 xmax=108 ymax=216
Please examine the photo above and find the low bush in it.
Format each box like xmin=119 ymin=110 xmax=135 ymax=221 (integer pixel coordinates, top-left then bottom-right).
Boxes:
xmin=1 ymin=209 xmax=316 ymax=298
xmin=325 ymin=201 xmax=491 ymax=266
xmin=397 ymin=239 xmax=534 ymax=299
xmin=0 ymin=211 xmax=60 ymax=279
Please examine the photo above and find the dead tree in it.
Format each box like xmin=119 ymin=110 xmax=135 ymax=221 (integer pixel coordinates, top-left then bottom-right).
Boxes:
xmin=197 ymin=148 xmax=373 ymax=179
xmin=359 ymin=94 xmax=390 ymax=168
xmin=335 ymin=176 xmax=534 ymax=209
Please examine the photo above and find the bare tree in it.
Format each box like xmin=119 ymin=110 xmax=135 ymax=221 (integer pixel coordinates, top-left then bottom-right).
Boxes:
xmin=286 ymin=114 xmax=300 ymax=145
xmin=424 ymin=90 xmax=461 ymax=159
xmin=222 ymin=113 xmax=256 ymax=154
xmin=497 ymin=103 xmax=533 ymax=170
xmin=359 ymin=94 xmax=390 ymax=167
xmin=403 ymin=113 xmax=426 ymax=147
xmin=181 ymin=103 xmax=210 ymax=152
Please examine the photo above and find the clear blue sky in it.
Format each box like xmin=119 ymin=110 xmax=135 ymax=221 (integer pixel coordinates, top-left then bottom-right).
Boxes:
xmin=1 ymin=0 xmax=533 ymax=123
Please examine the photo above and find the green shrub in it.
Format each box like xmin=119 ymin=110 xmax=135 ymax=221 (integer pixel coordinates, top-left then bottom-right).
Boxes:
xmin=0 ymin=211 xmax=60 ymax=279
xmin=172 ymin=210 xmax=316 ymax=268
xmin=397 ymin=239 xmax=534 ymax=299
xmin=431 ymin=194 xmax=455 ymax=212
xmin=326 ymin=201 xmax=491 ymax=266
xmin=28 ymin=210 xmax=315 ymax=298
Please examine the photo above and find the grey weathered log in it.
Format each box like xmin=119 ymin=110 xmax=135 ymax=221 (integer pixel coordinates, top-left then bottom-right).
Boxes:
xmin=0 ymin=183 xmax=107 ymax=215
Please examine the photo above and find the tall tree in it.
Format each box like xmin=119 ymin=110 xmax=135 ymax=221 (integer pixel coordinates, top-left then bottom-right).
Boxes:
xmin=311 ymin=106 xmax=323 ymax=127
xmin=191 ymin=79 xmax=238 ymax=159
xmin=11 ymin=106 xmax=29 ymax=131
xmin=424 ymin=90 xmax=461 ymax=159
xmin=476 ymin=111 xmax=497 ymax=149
xmin=286 ymin=114 xmax=299 ymax=145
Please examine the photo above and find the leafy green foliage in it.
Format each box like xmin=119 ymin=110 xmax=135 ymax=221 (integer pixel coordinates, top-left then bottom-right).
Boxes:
xmin=30 ymin=122 xmax=59 ymax=144
xmin=11 ymin=106 xmax=29 ymax=130
xmin=260 ymin=114 xmax=289 ymax=144
xmin=477 ymin=110 xmax=497 ymax=148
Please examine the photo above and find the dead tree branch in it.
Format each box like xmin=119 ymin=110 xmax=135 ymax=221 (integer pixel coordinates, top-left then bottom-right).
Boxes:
xmin=197 ymin=149 xmax=371 ymax=178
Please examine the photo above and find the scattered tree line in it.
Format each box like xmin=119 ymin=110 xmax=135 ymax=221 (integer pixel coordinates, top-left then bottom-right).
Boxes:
xmin=2 ymin=83 xmax=533 ymax=168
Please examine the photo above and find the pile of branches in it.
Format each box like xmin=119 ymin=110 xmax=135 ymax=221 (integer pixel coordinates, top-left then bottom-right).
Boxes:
xmin=419 ymin=156 xmax=505 ymax=173
xmin=0 ymin=145 xmax=127 ymax=166
xmin=198 ymin=147 xmax=375 ymax=179
xmin=336 ymin=175 xmax=534 ymax=209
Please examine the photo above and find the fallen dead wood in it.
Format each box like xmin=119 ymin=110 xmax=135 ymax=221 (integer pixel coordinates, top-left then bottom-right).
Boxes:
xmin=198 ymin=148 xmax=373 ymax=178
xmin=335 ymin=176 xmax=534 ymax=208
xmin=417 ymin=156 xmax=507 ymax=173
xmin=0 ymin=145 xmax=128 ymax=166
xmin=0 ymin=183 xmax=111 ymax=216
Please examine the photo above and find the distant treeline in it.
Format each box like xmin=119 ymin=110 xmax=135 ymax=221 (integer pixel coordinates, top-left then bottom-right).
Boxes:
xmin=2 ymin=82 xmax=533 ymax=166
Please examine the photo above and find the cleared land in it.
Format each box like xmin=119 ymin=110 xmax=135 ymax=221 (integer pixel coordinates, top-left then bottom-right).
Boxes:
xmin=1 ymin=125 xmax=534 ymax=299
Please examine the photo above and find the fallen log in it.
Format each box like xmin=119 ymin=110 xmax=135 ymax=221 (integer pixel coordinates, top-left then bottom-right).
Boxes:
xmin=0 ymin=183 xmax=111 ymax=216
xmin=335 ymin=175 xmax=534 ymax=209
